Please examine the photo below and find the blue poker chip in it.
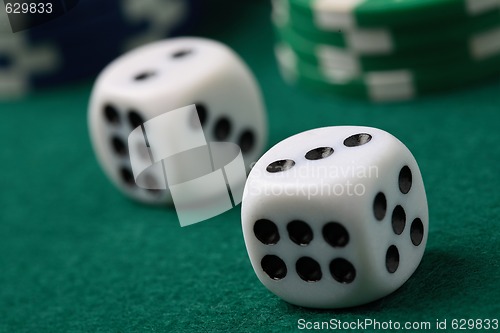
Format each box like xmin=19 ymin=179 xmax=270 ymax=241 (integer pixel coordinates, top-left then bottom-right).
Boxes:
xmin=0 ymin=0 xmax=200 ymax=98
xmin=6 ymin=0 xmax=80 ymax=33
xmin=169 ymin=0 xmax=202 ymax=36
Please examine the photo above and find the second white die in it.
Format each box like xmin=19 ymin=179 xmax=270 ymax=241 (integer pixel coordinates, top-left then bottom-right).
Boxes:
xmin=89 ymin=38 xmax=267 ymax=204
xmin=241 ymin=126 xmax=428 ymax=309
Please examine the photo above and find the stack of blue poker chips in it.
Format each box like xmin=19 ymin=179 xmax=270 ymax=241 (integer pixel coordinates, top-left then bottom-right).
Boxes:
xmin=0 ymin=0 xmax=200 ymax=99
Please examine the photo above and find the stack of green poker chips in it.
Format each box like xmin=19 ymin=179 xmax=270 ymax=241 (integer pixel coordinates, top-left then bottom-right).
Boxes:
xmin=272 ymin=0 xmax=500 ymax=101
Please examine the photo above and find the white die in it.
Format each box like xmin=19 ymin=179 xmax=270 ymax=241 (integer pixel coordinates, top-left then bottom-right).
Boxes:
xmin=88 ymin=38 xmax=267 ymax=204
xmin=241 ymin=126 xmax=428 ymax=309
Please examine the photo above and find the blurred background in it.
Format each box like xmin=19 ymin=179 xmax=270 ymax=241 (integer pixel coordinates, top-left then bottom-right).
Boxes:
xmin=1 ymin=0 xmax=499 ymax=332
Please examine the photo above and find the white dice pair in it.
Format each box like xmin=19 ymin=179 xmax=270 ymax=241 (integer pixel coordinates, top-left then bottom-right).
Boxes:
xmin=88 ymin=37 xmax=428 ymax=309
xmin=241 ymin=126 xmax=428 ymax=309
xmin=88 ymin=38 xmax=267 ymax=205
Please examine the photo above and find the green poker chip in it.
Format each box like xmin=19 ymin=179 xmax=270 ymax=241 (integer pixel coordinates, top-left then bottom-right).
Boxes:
xmin=287 ymin=0 xmax=500 ymax=29
xmin=275 ymin=43 xmax=500 ymax=101
xmin=274 ymin=22 xmax=500 ymax=72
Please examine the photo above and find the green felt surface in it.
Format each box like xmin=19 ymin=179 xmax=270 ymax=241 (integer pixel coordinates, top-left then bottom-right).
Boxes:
xmin=1 ymin=2 xmax=500 ymax=332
